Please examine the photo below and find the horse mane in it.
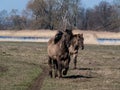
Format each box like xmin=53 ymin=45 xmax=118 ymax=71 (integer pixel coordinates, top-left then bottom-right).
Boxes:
xmin=54 ymin=31 xmax=63 ymax=44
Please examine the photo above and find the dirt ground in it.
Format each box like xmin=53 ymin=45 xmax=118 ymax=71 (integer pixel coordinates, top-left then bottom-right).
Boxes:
xmin=28 ymin=66 xmax=48 ymax=90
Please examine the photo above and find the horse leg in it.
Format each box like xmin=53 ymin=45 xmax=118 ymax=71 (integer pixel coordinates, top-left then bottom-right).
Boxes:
xmin=53 ymin=60 xmax=58 ymax=78
xmin=63 ymin=56 xmax=70 ymax=75
xmin=48 ymin=56 xmax=53 ymax=78
xmin=57 ymin=60 xmax=62 ymax=78
xmin=73 ymin=54 xmax=77 ymax=69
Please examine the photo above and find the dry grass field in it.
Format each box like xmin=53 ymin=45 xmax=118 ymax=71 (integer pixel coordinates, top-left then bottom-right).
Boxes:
xmin=0 ymin=30 xmax=120 ymax=45
xmin=0 ymin=42 xmax=120 ymax=90
xmin=0 ymin=30 xmax=120 ymax=38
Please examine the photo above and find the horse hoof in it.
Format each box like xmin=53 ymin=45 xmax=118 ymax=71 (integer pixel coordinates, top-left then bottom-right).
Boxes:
xmin=63 ymin=71 xmax=67 ymax=75
xmin=55 ymin=74 xmax=58 ymax=78
xmin=73 ymin=67 xmax=77 ymax=69
xmin=49 ymin=72 xmax=52 ymax=78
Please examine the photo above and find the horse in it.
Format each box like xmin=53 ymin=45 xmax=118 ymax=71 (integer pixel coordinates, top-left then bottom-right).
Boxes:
xmin=69 ymin=34 xmax=84 ymax=69
xmin=47 ymin=29 xmax=73 ymax=78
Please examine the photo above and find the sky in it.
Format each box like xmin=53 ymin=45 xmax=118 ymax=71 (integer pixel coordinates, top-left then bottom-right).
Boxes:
xmin=0 ymin=0 xmax=114 ymax=12
xmin=0 ymin=0 xmax=28 ymax=12
xmin=82 ymin=0 xmax=113 ymax=8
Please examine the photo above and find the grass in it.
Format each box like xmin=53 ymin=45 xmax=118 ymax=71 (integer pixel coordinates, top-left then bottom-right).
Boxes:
xmin=0 ymin=42 xmax=120 ymax=90
xmin=42 ymin=45 xmax=120 ymax=90
xmin=0 ymin=42 xmax=47 ymax=90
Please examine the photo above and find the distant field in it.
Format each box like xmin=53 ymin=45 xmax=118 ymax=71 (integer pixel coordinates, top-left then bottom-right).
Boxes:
xmin=0 ymin=30 xmax=120 ymax=38
xmin=0 ymin=30 xmax=120 ymax=45
xmin=0 ymin=42 xmax=120 ymax=90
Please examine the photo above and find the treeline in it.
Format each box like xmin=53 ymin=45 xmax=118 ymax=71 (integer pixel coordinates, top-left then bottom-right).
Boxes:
xmin=0 ymin=0 xmax=120 ymax=32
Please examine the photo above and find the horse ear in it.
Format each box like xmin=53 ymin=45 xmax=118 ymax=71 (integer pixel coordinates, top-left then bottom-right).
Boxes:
xmin=65 ymin=29 xmax=73 ymax=35
xmin=77 ymin=33 xmax=83 ymax=39
xmin=80 ymin=33 xmax=83 ymax=37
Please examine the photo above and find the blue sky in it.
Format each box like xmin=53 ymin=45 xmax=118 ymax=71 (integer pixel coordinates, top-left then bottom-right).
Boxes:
xmin=82 ymin=0 xmax=113 ymax=8
xmin=0 ymin=0 xmax=28 ymax=12
xmin=0 ymin=0 xmax=113 ymax=12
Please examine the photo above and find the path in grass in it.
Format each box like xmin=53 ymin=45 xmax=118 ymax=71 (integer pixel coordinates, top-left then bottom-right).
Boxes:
xmin=28 ymin=66 xmax=48 ymax=90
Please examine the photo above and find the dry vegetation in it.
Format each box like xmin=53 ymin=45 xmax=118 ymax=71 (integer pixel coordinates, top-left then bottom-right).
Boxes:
xmin=0 ymin=42 xmax=120 ymax=90
xmin=0 ymin=30 xmax=120 ymax=38
xmin=0 ymin=30 xmax=120 ymax=45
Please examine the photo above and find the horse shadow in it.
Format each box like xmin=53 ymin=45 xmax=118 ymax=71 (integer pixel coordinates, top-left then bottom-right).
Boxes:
xmin=77 ymin=67 xmax=93 ymax=70
xmin=70 ymin=67 xmax=92 ymax=71
xmin=63 ymin=67 xmax=94 ymax=79
xmin=63 ymin=75 xmax=93 ymax=79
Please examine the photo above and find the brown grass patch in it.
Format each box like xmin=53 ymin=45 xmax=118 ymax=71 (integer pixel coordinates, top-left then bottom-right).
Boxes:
xmin=0 ymin=66 xmax=8 ymax=72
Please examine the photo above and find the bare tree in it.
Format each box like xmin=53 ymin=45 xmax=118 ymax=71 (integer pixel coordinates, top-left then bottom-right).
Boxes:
xmin=0 ymin=10 xmax=8 ymax=30
xmin=83 ymin=1 xmax=116 ymax=31
xmin=27 ymin=0 xmax=82 ymax=30
xmin=112 ymin=0 xmax=120 ymax=31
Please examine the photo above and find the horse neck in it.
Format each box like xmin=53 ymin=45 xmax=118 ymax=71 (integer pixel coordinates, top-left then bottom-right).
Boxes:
xmin=69 ymin=36 xmax=75 ymax=46
xmin=59 ymin=38 xmax=69 ymax=52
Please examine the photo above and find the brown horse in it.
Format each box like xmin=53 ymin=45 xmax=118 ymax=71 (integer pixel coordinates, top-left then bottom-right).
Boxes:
xmin=69 ymin=34 xmax=84 ymax=69
xmin=47 ymin=29 xmax=73 ymax=78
